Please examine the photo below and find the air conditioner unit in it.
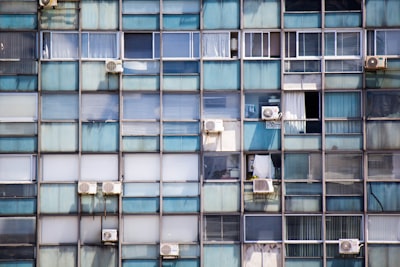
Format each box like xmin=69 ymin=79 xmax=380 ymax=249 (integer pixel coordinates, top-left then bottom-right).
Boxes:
xmin=261 ymin=106 xmax=281 ymax=120
xmin=39 ymin=0 xmax=57 ymax=8
xmin=253 ymin=179 xmax=274 ymax=193
xmin=78 ymin=181 xmax=97 ymax=195
xmin=204 ymin=119 xmax=224 ymax=133
xmin=339 ymin=239 xmax=360 ymax=254
xmin=105 ymin=60 xmax=123 ymax=73
xmin=160 ymin=243 xmax=179 ymax=258
xmin=102 ymin=229 xmax=118 ymax=242
xmin=102 ymin=181 xmax=122 ymax=195
xmin=365 ymin=56 xmax=387 ymax=70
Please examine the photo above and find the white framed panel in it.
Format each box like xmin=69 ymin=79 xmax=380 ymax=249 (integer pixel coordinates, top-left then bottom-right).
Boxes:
xmin=0 ymin=93 xmax=37 ymax=122
xmin=0 ymin=155 xmax=36 ymax=182
xmin=122 ymin=215 xmax=159 ymax=243
xmin=123 ymin=154 xmax=160 ymax=181
xmin=42 ymin=154 xmax=79 ymax=181
xmin=162 ymin=154 xmax=199 ymax=181
xmin=40 ymin=216 xmax=79 ymax=244
xmin=81 ymin=154 xmax=118 ymax=181
xmin=161 ymin=215 xmax=198 ymax=242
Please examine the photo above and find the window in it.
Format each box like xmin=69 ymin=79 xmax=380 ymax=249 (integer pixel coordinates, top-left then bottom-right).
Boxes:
xmin=325 ymin=154 xmax=362 ymax=180
xmin=367 ymin=30 xmax=400 ymax=56
xmin=286 ymin=32 xmax=322 ymax=58
xmin=285 ymin=0 xmax=321 ymax=11
xmin=204 ymin=153 xmax=240 ymax=180
xmin=325 ymin=31 xmax=361 ymax=57
xmin=325 ymin=0 xmax=361 ymax=11
xmin=202 ymin=32 xmax=239 ymax=58
xmin=0 ymin=32 xmax=36 ymax=59
xmin=244 ymin=215 xmax=282 ymax=241
xmin=244 ymin=32 xmax=280 ymax=58
xmin=81 ymin=33 xmax=119 ymax=58
xmin=325 ymin=216 xmax=362 ymax=240
xmin=367 ymin=91 xmax=400 ymax=118
xmin=286 ymin=216 xmax=322 ymax=240
xmin=368 ymin=153 xmax=400 ymax=180
xmin=203 ymin=215 xmax=240 ymax=241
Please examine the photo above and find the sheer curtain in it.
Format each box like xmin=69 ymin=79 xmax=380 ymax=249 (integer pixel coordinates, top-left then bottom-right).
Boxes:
xmin=202 ymin=33 xmax=230 ymax=58
xmin=284 ymin=92 xmax=306 ymax=134
xmin=51 ymin=33 xmax=79 ymax=59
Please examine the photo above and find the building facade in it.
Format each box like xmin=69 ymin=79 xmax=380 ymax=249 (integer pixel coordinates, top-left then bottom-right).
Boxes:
xmin=1 ymin=0 xmax=400 ymax=266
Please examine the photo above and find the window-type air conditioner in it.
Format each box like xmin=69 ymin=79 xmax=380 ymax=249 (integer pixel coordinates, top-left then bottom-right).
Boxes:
xmin=102 ymin=229 xmax=118 ymax=242
xmin=365 ymin=56 xmax=387 ymax=70
xmin=261 ymin=106 xmax=281 ymax=120
xmin=39 ymin=0 xmax=57 ymax=8
xmin=160 ymin=243 xmax=179 ymax=258
xmin=77 ymin=181 xmax=97 ymax=195
xmin=204 ymin=119 xmax=224 ymax=133
xmin=339 ymin=239 xmax=360 ymax=254
xmin=253 ymin=179 xmax=274 ymax=193
xmin=105 ymin=60 xmax=123 ymax=73
xmin=102 ymin=181 xmax=122 ymax=195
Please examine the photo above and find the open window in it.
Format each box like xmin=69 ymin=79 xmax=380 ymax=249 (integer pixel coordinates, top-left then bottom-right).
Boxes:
xmin=244 ymin=32 xmax=280 ymax=58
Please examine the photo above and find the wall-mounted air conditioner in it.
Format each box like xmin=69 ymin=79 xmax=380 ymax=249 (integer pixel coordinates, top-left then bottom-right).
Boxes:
xmin=102 ymin=181 xmax=122 ymax=195
xmin=105 ymin=60 xmax=123 ymax=73
xmin=39 ymin=0 xmax=57 ymax=8
xmin=78 ymin=181 xmax=97 ymax=195
xmin=204 ymin=119 xmax=224 ymax=133
xmin=102 ymin=229 xmax=118 ymax=242
xmin=365 ymin=56 xmax=387 ymax=70
xmin=339 ymin=239 xmax=360 ymax=254
xmin=253 ymin=179 xmax=274 ymax=193
xmin=160 ymin=243 xmax=179 ymax=258
xmin=261 ymin=106 xmax=281 ymax=120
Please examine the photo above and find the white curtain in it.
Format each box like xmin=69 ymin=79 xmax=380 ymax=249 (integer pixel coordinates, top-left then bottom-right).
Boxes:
xmin=202 ymin=33 xmax=230 ymax=58
xmin=284 ymin=92 xmax=306 ymax=133
xmin=252 ymin=154 xmax=275 ymax=179
xmin=51 ymin=33 xmax=79 ymax=59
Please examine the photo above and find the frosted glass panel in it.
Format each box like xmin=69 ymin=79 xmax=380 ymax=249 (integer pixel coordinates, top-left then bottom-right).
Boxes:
xmin=39 ymin=184 xmax=78 ymax=213
xmin=39 ymin=246 xmax=77 ymax=267
xmin=80 ymin=246 xmax=118 ymax=267
xmin=203 ymin=183 xmax=240 ymax=212
xmin=81 ymin=62 xmax=119 ymax=91
xmin=42 ymin=155 xmax=79 ymax=181
xmin=41 ymin=94 xmax=78 ymax=120
xmin=124 ymin=183 xmax=159 ymax=197
xmin=0 ymin=155 xmax=35 ymax=182
xmin=162 ymin=154 xmax=199 ymax=181
xmin=123 ymin=215 xmax=159 ymax=243
xmin=124 ymin=154 xmax=160 ymax=181
xmin=204 ymin=244 xmax=240 ymax=267
xmin=81 ymin=0 xmax=118 ymax=30
xmin=81 ymin=155 xmax=118 ymax=181
xmin=41 ymin=216 xmax=78 ymax=243
xmin=161 ymin=216 xmax=198 ymax=242
xmin=41 ymin=62 xmax=78 ymax=91
xmin=40 ymin=123 xmax=78 ymax=152
xmin=368 ymin=216 xmax=400 ymax=241
xmin=163 ymin=183 xmax=199 ymax=196
xmin=0 ymin=93 xmax=37 ymax=121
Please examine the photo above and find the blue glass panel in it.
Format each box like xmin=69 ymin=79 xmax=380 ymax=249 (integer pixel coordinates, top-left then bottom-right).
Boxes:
xmin=326 ymin=197 xmax=363 ymax=212
xmin=122 ymin=260 xmax=158 ymax=267
xmin=123 ymin=15 xmax=159 ymax=30
xmin=162 ymin=259 xmax=199 ymax=267
xmin=284 ymin=13 xmax=321 ymax=28
xmin=0 ymin=15 xmax=37 ymax=30
xmin=122 ymin=136 xmax=159 ymax=152
xmin=0 ymin=76 xmax=37 ymax=91
xmin=163 ymin=75 xmax=200 ymax=91
xmin=244 ymin=61 xmax=280 ymax=90
xmin=42 ymin=94 xmax=79 ymax=120
xmin=163 ymin=122 xmax=199 ymax=135
xmin=122 ymin=198 xmax=159 ymax=213
xmin=326 ymin=258 xmax=363 ymax=267
xmin=163 ymin=136 xmax=199 ymax=152
xmin=366 ymin=0 xmax=400 ymax=27
xmin=123 ymin=76 xmax=160 ymax=91
xmin=325 ymin=92 xmax=360 ymax=118
xmin=41 ymin=62 xmax=79 ymax=91
xmin=325 ymin=12 xmax=361 ymax=28
xmin=203 ymin=0 xmax=239 ymax=29
xmin=286 ymin=259 xmax=323 ymax=267
xmin=163 ymin=197 xmax=199 ymax=212
xmin=0 ymin=261 xmax=34 ymax=267
xmin=82 ymin=122 xmax=119 ymax=152
xmin=163 ymin=14 xmax=199 ymax=30
xmin=0 ymin=137 xmax=37 ymax=153
xmin=0 ymin=199 xmax=36 ymax=215
xmin=203 ymin=61 xmax=240 ymax=90
xmin=163 ymin=61 xmax=199 ymax=74
xmin=368 ymin=182 xmax=400 ymax=212
xmin=243 ymin=122 xmax=281 ymax=151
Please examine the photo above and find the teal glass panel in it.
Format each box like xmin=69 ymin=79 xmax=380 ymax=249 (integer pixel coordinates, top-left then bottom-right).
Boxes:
xmin=122 ymin=260 xmax=158 ymax=267
xmin=0 ymin=76 xmax=37 ymax=91
xmin=243 ymin=0 xmax=280 ymax=28
xmin=284 ymin=13 xmax=321 ymax=28
xmin=123 ymin=76 xmax=159 ymax=91
xmin=284 ymin=136 xmax=321 ymax=150
xmin=39 ymin=184 xmax=78 ymax=213
xmin=244 ymin=61 xmax=280 ymax=90
xmin=40 ymin=2 xmax=79 ymax=30
xmin=0 ymin=262 xmax=34 ymax=267
xmin=325 ymin=12 xmax=361 ymax=28
xmin=368 ymin=182 xmax=400 ymax=212
xmin=203 ymin=61 xmax=240 ymax=90
xmin=122 ymin=15 xmax=159 ymax=30
xmin=325 ymin=74 xmax=362 ymax=89
xmin=163 ymin=136 xmax=199 ymax=152
xmin=163 ymin=122 xmax=199 ymax=135
xmin=163 ymin=75 xmax=199 ymax=91
xmin=163 ymin=14 xmax=199 ymax=30
xmin=366 ymin=59 xmax=400 ymax=88
xmin=123 ymin=61 xmax=160 ymax=75
xmin=122 ymin=198 xmax=159 ymax=213
xmin=203 ymin=245 xmax=240 ymax=267
xmin=285 ymin=196 xmax=321 ymax=212
xmin=243 ymin=122 xmax=281 ymax=151
xmin=82 ymin=62 xmax=119 ymax=91
xmin=325 ymin=135 xmax=362 ymax=150
xmin=39 ymin=246 xmax=77 ymax=267
xmin=326 ymin=196 xmax=363 ymax=212
xmin=286 ymin=259 xmax=322 ymax=267
xmin=163 ymin=197 xmax=200 ymax=213
xmin=203 ymin=183 xmax=240 ymax=212
xmin=81 ymin=0 xmax=119 ymax=30
xmin=368 ymin=245 xmax=400 ymax=267
xmin=80 ymin=246 xmax=118 ymax=267
xmin=40 ymin=123 xmax=78 ymax=152
xmin=326 ymin=258 xmax=364 ymax=267
xmin=0 ymin=199 xmax=36 ymax=215
xmin=82 ymin=122 xmax=119 ymax=152
xmin=0 ymin=137 xmax=37 ymax=153
xmin=122 ymin=136 xmax=159 ymax=152
xmin=325 ymin=92 xmax=361 ymax=118
xmin=203 ymin=0 xmax=239 ymax=29
xmin=162 ymin=259 xmax=199 ymax=267
xmin=122 ymin=244 xmax=158 ymax=259
xmin=81 ymin=195 xmax=118 ymax=213
xmin=41 ymin=62 xmax=78 ymax=91
xmin=366 ymin=0 xmax=400 ymax=27
xmin=0 ymin=15 xmax=37 ymax=30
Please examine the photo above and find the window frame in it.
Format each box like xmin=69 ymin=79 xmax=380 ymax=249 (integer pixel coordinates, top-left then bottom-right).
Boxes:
xmin=369 ymin=29 xmax=400 ymax=56
xmin=202 ymin=31 xmax=240 ymax=59
xmin=324 ymin=30 xmax=362 ymax=59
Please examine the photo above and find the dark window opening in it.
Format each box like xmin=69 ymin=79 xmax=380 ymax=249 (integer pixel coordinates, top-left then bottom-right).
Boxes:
xmin=325 ymin=0 xmax=361 ymax=11
xmin=305 ymin=92 xmax=321 ymax=133
xmin=285 ymin=0 xmax=321 ymax=12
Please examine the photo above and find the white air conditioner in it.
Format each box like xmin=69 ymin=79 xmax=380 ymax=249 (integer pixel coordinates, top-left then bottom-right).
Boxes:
xmin=39 ymin=0 xmax=57 ymax=8
xmin=204 ymin=119 xmax=224 ymax=133
xmin=261 ymin=106 xmax=281 ymax=120
xmin=365 ymin=56 xmax=387 ymax=70
xmin=102 ymin=229 xmax=118 ymax=242
xmin=160 ymin=243 xmax=179 ymax=258
xmin=253 ymin=179 xmax=274 ymax=193
xmin=105 ymin=60 xmax=123 ymax=73
xmin=339 ymin=239 xmax=360 ymax=254
xmin=102 ymin=181 xmax=122 ymax=195
xmin=78 ymin=181 xmax=97 ymax=195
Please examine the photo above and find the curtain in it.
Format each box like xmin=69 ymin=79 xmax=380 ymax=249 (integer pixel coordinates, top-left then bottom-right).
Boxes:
xmin=252 ymin=154 xmax=275 ymax=178
xmin=366 ymin=0 xmax=400 ymax=27
xmin=0 ymin=32 xmax=36 ymax=59
xmin=203 ymin=0 xmax=239 ymax=29
xmin=325 ymin=216 xmax=361 ymax=240
xmin=202 ymin=33 xmax=230 ymax=58
xmin=81 ymin=0 xmax=118 ymax=30
xmin=243 ymin=0 xmax=280 ymax=28
xmin=369 ymin=245 xmax=400 ymax=267
xmin=286 ymin=216 xmax=322 ymax=240
xmin=367 ymin=121 xmax=400 ymax=149
xmin=82 ymin=33 xmax=118 ymax=58
xmin=49 ymin=33 xmax=79 ymax=59
xmin=284 ymin=92 xmax=306 ymax=134
xmin=368 ymin=215 xmax=400 ymax=241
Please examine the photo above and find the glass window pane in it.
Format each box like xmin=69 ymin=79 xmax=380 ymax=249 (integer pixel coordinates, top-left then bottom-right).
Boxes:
xmin=81 ymin=0 xmax=118 ymax=30
xmin=0 ymin=155 xmax=35 ymax=182
xmin=40 ymin=2 xmax=79 ymax=30
xmin=325 ymin=154 xmax=362 ymax=180
xmin=81 ymin=94 xmax=119 ymax=121
xmin=0 ymin=32 xmax=36 ymax=59
xmin=40 ymin=123 xmax=78 ymax=152
xmin=40 ymin=184 xmax=78 ymax=214
xmin=80 ymin=246 xmax=118 ymax=267
xmin=163 ymin=94 xmax=199 ymax=120
xmin=124 ymin=154 xmax=160 ymax=181
xmin=204 ymin=244 xmax=240 ymax=267
xmin=367 ymin=121 xmax=400 ymax=149
xmin=325 ymin=216 xmax=362 ymax=240
xmin=203 ymin=93 xmax=240 ymax=119
xmin=203 ymin=0 xmax=239 ymax=29
xmin=367 ymin=92 xmax=400 ymax=118
xmin=202 ymin=33 xmax=230 ymax=58
xmin=39 ymin=246 xmax=77 ymax=267
xmin=42 ymin=32 xmax=79 ymax=59
xmin=123 ymin=215 xmax=159 ymax=243
xmin=124 ymin=33 xmax=154 ymax=59
xmin=162 ymin=154 xmax=198 ymax=181
xmin=0 ymin=93 xmax=37 ymax=122
xmin=286 ymin=216 xmax=322 ymax=240
xmin=245 ymin=216 xmax=282 ymax=241
xmin=368 ymin=245 xmax=400 ymax=267
xmin=82 ymin=33 xmax=118 ymax=58
xmin=81 ymin=154 xmax=118 ymax=181
xmin=204 ymin=154 xmax=240 ymax=180
xmin=42 ymin=94 xmax=78 ymax=120
xmin=40 ymin=216 xmax=78 ymax=243
xmin=368 ymin=215 xmax=400 ymax=241
xmin=161 ymin=216 xmax=198 ymax=242
xmin=368 ymin=153 xmax=400 ymax=179
xmin=204 ymin=215 xmax=240 ymax=241
xmin=123 ymin=93 xmax=160 ymax=120
xmin=203 ymin=183 xmax=240 ymax=212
